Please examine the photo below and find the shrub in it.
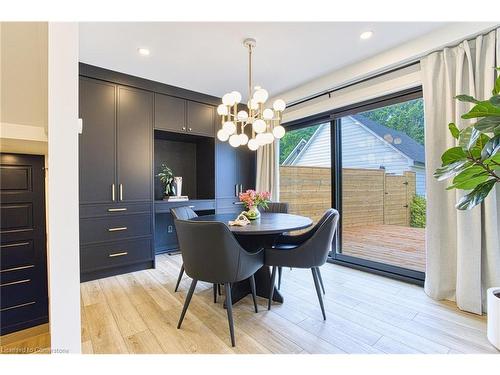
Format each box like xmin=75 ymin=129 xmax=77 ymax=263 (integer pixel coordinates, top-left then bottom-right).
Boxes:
xmin=410 ymin=195 xmax=426 ymax=228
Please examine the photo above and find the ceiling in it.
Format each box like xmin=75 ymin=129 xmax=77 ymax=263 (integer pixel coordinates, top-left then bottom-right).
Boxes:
xmin=79 ymin=22 xmax=449 ymax=100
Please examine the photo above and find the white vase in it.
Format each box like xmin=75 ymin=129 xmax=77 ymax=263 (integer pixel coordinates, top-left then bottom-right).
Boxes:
xmin=487 ymin=287 xmax=500 ymax=350
xmin=174 ymin=176 xmax=183 ymax=197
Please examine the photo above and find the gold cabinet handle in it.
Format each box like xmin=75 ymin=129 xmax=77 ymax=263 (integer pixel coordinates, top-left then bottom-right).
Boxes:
xmin=0 ymin=265 xmax=34 ymax=273
xmin=0 ymin=279 xmax=31 ymax=287
xmin=112 ymin=184 xmax=116 ymax=202
xmin=119 ymin=184 xmax=123 ymax=201
xmin=108 ymin=227 xmax=128 ymax=232
xmin=0 ymin=301 xmax=35 ymax=312
xmin=109 ymin=251 xmax=128 ymax=258
xmin=108 ymin=208 xmax=127 ymax=212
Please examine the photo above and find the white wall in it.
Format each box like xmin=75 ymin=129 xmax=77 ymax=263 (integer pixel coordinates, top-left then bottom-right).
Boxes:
xmin=47 ymin=22 xmax=81 ymax=353
xmin=0 ymin=22 xmax=48 ymax=155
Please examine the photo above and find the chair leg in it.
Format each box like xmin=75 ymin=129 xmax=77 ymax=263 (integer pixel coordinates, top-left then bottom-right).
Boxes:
xmin=316 ymin=267 xmax=325 ymax=295
xmin=224 ymin=282 xmax=235 ymax=347
xmin=218 ymin=283 xmax=222 ymax=296
xmin=277 ymin=267 xmax=283 ymax=290
xmin=174 ymin=264 xmax=185 ymax=292
xmin=213 ymin=283 xmax=217 ymax=303
xmin=311 ymin=268 xmax=326 ymax=320
xmin=249 ymin=274 xmax=258 ymax=313
xmin=177 ymin=278 xmax=197 ymax=329
xmin=268 ymin=266 xmax=277 ymax=310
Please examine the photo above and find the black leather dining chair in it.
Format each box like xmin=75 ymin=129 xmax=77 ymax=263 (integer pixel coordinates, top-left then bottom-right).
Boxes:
xmin=265 ymin=209 xmax=339 ymax=320
xmin=174 ymin=219 xmax=264 ymax=347
xmin=261 ymin=202 xmax=289 ymax=289
xmin=170 ymin=206 xmax=198 ymax=292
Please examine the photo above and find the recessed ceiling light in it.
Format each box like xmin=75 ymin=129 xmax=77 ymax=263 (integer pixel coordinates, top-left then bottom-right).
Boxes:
xmin=360 ymin=31 xmax=373 ymax=40
xmin=138 ymin=48 xmax=150 ymax=56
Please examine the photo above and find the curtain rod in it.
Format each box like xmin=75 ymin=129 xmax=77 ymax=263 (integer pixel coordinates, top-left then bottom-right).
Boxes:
xmin=287 ymin=60 xmax=420 ymax=109
xmin=287 ymin=25 xmax=499 ymax=109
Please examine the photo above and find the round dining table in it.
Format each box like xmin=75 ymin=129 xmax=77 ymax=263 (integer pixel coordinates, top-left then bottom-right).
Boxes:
xmin=190 ymin=212 xmax=313 ymax=306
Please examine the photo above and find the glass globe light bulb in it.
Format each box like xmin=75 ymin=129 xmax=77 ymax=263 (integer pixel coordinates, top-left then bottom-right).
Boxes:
xmin=252 ymin=119 xmax=266 ymax=134
xmin=263 ymin=108 xmax=274 ymax=120
xmin=217 ymin=104 xmax=228 ymax=116
xmin=247 ymin=99 xmax=259 ymax=110
xmin=248 ymin=138 xmax=259 ymax=151
xmin=238 ymin=133 xmax=249 ymax=145
xmin=229 ymin=134 xmax=241 ymax=148
xmin=237 ymin=110 xmax=248 ymax=121
xmin=222 ymin=121 xmax=236 ymax=135
xmin=253 ymin=88 xmax=269 ymax=103
xmin=256 ymin=133 xmax=267 ymax=146
xmin=231 ymin=91 xmax=242 ymax=104
xmin=264 ymin=132 xmax=274 ymax=144
xmin=217 ymin=129 xmax=229 ymax=142
xmin=272 ymin=125 xmax=285 ymax=139
xmin=273 ymin=99 xmax=286 ymax=112
xmin=222 ymin=93 xmax=232 ymax=106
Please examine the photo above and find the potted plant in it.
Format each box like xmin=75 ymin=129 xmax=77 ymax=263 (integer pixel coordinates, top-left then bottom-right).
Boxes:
xmin=487 ymin=288 xmax=500 ymax=350
xmin=157 ymin=164 xmax=175 ymax=199
xmin=434 ymin=67 xmax=499 ymax=349
xmin=238 ymin=190 xmax=271 ymax=220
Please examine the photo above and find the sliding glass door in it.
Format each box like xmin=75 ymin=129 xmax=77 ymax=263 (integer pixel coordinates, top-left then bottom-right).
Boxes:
xmin=279 ymin=88 xmax=426 ymax=283
xmin=279 ymin=122 xmax=331 ymax=226
xmin=332 ymin=90 xmax=426 ymax=281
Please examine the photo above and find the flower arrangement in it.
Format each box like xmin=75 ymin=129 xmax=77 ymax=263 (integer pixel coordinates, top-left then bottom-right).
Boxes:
xmin=239 ymin=190 xmax=271 ymax=220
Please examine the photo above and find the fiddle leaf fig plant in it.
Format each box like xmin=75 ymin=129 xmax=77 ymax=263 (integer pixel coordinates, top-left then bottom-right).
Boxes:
xmin=434 ymin=67 xmax=500 ymax=210
xmin=157 ymin=164 xmax=175 ymax=196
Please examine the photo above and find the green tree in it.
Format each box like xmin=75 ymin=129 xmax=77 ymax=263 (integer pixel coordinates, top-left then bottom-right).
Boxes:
xmin=279 ymin=124 xmax=320 ymax=164
xmin=361 ymin=98 xmax=425 ymax=144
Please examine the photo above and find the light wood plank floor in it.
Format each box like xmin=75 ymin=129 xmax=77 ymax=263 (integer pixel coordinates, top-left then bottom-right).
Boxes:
xmin=80 ymin=254 xmax=498 ymax=354
xmin=343 ymin=225 xmax=425 ymax=272
xmin=0 ymin=323 xmax=50 ymax=354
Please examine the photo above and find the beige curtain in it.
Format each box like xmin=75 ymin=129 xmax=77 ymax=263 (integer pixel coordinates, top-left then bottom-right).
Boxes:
xmin=256 ymin=141 xmax=279 ymax=201
xmin=420 ymin=29 xmax=500 ymax=314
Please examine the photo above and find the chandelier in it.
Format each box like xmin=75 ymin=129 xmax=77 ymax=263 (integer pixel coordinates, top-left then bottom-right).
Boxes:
xmin=216 ymin=38 xmax=286 ymax=151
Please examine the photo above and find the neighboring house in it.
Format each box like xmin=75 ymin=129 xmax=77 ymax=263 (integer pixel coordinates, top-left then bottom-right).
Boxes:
xmin=282 ymin=114 xmax=426 ymax=196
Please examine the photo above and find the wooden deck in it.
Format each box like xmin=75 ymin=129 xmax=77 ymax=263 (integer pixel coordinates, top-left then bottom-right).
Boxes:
xmin=342 ymin=224 xmax=425 ymax=272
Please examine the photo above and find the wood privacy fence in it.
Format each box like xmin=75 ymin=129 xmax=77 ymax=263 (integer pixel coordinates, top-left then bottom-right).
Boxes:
xmin=279 ymin=166 xmax=416 ymax=227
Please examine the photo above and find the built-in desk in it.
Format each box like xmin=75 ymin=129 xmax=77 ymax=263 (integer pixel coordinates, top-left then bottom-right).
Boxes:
xmin=154 ymin=199 xmax=216 ymax=254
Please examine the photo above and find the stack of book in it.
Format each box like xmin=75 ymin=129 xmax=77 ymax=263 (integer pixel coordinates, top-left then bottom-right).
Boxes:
xmin=165 ymin=195 xmax=189 ymax=202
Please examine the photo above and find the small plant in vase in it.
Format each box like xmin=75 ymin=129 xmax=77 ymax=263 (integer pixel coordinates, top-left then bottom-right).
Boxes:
xmin=239 ymin=190 xmax=271 ymax=220
xmin=157 ymin=164 xmax=175 ymax=198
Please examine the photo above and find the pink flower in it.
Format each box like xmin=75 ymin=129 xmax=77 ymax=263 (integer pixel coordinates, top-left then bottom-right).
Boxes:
xmin=239 ymin=190 xmax=271 ymax=210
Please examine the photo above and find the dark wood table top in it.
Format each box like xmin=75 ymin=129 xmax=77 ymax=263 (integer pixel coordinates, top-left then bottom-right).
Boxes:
xmin=190 ymin=213 xmax=313 ymax=235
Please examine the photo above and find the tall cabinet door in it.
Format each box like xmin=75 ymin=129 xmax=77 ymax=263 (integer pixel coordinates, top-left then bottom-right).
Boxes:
xmin=238 ymin=147 xmax=256 ymax=192
xmin=216 ymin=140 xmax=239 ymax=213
xmin=116 ymin=86 xmax=153 ymax=203
xmin=79 ymin=78 xmax=116 ymax=204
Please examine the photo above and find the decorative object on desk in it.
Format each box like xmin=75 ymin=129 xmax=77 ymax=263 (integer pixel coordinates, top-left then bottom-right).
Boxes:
xmin=228 ymin=212 xmax=251 ymax=226
xmin=433 ymin=66 xmax=500 ymax=210
xmin=216 ymin=38 xmax=287 ymax=151
xmin=157 ymin=164 xmax=176 ymax=197
xmin=174 ymin=176 xmax=183 ymax=197
xmin=239 ymin=190 xmax=271 ymax=220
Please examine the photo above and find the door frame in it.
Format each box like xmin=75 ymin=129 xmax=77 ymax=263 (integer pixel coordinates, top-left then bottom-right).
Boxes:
xmin=283 ymin=86 xmax=425 ymax=285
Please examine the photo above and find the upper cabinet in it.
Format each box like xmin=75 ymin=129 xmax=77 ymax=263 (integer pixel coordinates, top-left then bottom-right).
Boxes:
xmin=154 ymin=93 xmax=215 ymax=137
xmin=154 ymin=94 xmax=186 ymax=133
xmin=186 ymin=101 xmax=214 ymax=137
